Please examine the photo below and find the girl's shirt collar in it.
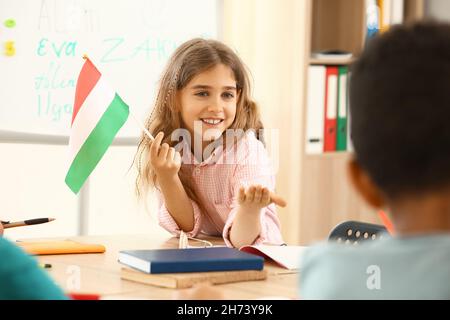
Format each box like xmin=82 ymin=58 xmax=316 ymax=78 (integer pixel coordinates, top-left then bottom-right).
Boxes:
xmin=179 ymin=138 xmax=224 ymax=167
xmin=177 ymin=130 xmax=256 ymax=167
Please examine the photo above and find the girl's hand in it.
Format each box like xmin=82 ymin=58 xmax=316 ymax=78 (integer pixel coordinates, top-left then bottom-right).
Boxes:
xmin=0 ymin=221 xmax=3 ymax=236
xmin=237 ymin=185 xmax=287 ymax=213
xmin=150 ymin=132 xmax=181 ymax=179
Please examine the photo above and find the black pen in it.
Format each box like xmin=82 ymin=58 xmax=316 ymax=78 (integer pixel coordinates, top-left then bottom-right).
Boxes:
xmin=1 ymin=218 xmax=55 ymax=229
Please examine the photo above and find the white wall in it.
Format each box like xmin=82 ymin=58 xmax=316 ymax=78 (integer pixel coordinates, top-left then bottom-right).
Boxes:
xmin=87 ymin=145 xmax=170 ymax=238
xmin=0 ymin=143 xmax=171 ymax=240
xmin=0 ymin=144 xmax=78 ymax=240
xmin=425 ymin=0 xmax=450 ymax=21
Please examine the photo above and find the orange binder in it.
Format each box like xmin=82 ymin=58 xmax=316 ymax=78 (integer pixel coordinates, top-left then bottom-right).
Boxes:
xmin=16 ymin=239 xmax=106 ymax=255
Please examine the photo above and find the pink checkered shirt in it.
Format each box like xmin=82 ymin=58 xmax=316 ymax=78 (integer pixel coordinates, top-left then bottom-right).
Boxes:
xmin=157 ymin=131 xmax=284 ymax=247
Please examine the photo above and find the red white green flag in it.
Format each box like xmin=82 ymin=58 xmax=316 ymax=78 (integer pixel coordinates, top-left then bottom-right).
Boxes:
xmin=65 ymin=58 xmax=129 ymax=194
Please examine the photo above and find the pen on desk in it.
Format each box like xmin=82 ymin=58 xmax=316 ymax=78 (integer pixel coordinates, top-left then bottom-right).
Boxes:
xmin=1 ymin=218 xmax=55 ymax=229
xmin=378 ymin=210 xmax=395 ymax=235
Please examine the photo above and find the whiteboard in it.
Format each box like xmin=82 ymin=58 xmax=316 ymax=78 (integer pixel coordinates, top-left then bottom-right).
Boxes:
xmin=0 ymin=0 xmax=220 ymax=137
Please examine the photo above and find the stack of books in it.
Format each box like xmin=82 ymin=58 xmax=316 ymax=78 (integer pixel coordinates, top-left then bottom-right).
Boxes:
xmin=118 ymin=247 xmax=267 ymax=289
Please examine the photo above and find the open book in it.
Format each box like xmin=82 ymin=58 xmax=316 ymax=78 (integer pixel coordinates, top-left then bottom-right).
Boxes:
xmin=239 ymin=244 xmax=306 ymax=270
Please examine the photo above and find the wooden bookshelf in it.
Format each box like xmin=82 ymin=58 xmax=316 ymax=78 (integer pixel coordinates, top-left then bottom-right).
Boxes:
xmin=308 ymin=57 xmax=355 ymax=65
xmin=310 ymin=0 xmax=366 ymax=57
xmin=305 ymin=151 xmax=352 ymax=159
xmin=299 ymin=0 xmax=425 ymax=244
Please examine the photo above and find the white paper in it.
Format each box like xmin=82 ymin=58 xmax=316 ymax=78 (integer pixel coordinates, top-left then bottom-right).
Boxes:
xmin=240 ymin=245 xmax=307 ymax=270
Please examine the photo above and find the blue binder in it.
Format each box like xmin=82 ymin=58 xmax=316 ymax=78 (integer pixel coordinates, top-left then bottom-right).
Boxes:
xmin=118 ymin=247 xmax=264 ymax=274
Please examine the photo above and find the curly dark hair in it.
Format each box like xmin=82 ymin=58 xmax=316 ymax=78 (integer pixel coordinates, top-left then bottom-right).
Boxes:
xmin=350 ymin=21 xmax=450 ymax=198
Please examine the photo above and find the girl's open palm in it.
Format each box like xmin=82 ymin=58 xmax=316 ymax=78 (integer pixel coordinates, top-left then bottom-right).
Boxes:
xmin=237 ymin=185 xmax=287 ymax=211
xmin=150 ymin=132 xmax=181 ymax=179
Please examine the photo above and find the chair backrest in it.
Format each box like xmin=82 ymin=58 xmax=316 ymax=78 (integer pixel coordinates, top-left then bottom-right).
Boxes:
xmin=328 ymin=220 xmax=388 ymax=245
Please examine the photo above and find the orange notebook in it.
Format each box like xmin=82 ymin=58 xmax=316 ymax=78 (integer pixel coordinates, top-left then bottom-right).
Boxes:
xmin=16 ymin=239 xmax=106 ymax=255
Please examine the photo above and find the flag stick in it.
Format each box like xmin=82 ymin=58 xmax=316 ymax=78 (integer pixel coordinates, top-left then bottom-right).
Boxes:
xmin=128 ymin=108 xmax=154 ymax=142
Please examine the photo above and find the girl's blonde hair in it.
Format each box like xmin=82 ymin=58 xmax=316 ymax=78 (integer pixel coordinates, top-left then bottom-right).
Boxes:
xmin=134 ymin=38 xmax=264 ymax=208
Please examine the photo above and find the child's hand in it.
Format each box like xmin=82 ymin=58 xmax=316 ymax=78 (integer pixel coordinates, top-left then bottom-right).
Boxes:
xmin=150 ymin=132 xmax=181 ymax=179
xmin=238 ymin=185 xmax=287 ymax=213
xmin=0 ymin=222 xmax=3 ymax=236
xmin=172 ymin=283 xmax=226 ymax=300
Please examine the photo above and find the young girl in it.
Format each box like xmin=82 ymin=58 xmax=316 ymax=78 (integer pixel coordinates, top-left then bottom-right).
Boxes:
xmin=134 ymin=38 xmax=286 ymax=248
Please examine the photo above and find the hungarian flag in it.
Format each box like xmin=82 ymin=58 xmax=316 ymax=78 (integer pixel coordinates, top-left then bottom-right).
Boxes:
xmin=65 ymin=58 xmax=129 ymax=194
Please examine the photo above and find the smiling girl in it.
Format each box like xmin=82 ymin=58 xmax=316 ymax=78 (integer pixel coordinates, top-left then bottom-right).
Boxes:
xmin=134 ymin=38 xmax=286 ymax=248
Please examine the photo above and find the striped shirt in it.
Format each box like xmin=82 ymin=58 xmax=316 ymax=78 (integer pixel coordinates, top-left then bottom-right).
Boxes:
xmin=157 ymin=130 xmax=284 ymax=247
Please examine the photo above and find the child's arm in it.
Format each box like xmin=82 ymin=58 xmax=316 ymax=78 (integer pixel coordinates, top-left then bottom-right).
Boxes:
xmin=0 ymin=238 xmax=68 ymax=299
xmin=229 ymin=185 xmax=286 ymax=248
xmin=151 ymin=132 xmax=195 ymax=232
xmin=158 ymin=175 xmax=195 ymax=232
xmin=224 ymin=133 xmax=286 ymax=247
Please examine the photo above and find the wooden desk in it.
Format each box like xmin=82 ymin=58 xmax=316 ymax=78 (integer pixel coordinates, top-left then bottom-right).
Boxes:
xmin=29 ymin=234 xmax=299 ymax=300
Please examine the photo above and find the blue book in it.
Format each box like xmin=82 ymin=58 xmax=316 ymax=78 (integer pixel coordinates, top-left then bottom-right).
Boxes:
xmin=118 ymin=247 xmax=264 ymax=274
